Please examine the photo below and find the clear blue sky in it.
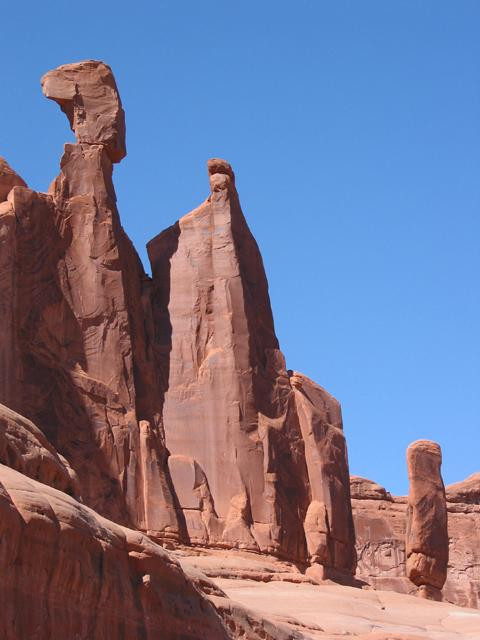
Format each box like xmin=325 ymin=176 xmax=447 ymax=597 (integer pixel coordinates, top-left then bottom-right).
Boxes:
xmin=2 ymin=2 xmax=479 ymax=495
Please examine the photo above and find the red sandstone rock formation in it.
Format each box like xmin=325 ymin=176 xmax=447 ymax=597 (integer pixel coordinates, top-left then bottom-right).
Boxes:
xmin=147 ymin=158 xmax=356 ymax=574
xmin=0 ymin=61 xmax=179 ymax=539
xmin=352 ymin=474 xmax=480 ymax=609
xmin=0 ymin=464 xmax=229 ymax=640
xmin=0 ymin=158 xmax=27 ymax=202
xmin=41 ymin=60 xmax=126 ymax=162
xmin=406 ymin=440 xmax=449 ymax=598
xmin=0 ymin=403 xmax=76 ymax=494
xmin=1 ymin=60 xmax=480 ymax=639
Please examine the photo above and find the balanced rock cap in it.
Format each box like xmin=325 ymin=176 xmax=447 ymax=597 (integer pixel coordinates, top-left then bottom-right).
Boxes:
xmin=41 ymin=60 xmax=126 ymax=163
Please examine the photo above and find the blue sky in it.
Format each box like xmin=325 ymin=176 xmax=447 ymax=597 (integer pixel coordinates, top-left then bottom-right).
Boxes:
xmin=2 ymin=2 xmax=479 ymax=494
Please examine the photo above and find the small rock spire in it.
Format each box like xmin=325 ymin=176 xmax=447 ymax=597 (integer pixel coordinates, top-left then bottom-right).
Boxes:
xmin=406 ymin=439 xmax=449 ymax=600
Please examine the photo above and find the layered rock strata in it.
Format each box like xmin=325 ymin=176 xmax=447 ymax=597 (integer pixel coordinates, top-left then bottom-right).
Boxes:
xmin=406 ymin=440 xmax=448 ymax=599
xmin=147 ymin=159 xmax=356 ymax=573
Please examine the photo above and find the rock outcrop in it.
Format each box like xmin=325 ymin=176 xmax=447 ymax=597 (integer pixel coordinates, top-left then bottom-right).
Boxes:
xmin=352 ymin=470 xmax=479 ymax=609
xmin=1 ymin=59 xmax=479 ymax=639
xmin=147 ymin=158 xmax=356 ymax=574
xmin=0 ymin=158 xmax=27 ymax=202
xmin=41 ymin=60 xmax=126 ymax=162
xmin=0 ymin=60 xmax=179 ymax=539
xmin=406 ymin=440 xmax=448 ymax=598
xmin=0 ymin=464 xmax=229 ymax=640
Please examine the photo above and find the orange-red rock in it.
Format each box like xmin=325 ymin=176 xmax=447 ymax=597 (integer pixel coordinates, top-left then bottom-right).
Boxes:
xmin=0 ymin=61 xmax=179 ymax=539
xmin=148 ymin=158 xmax=356 ymax=574
xmin=41 ymin=60 xmax=126 ymax=162
xmin=2 ymin=59 xmax=480 ymax=638
xmin=351 ymin=470 xmax=479 ymax=609
xmin=406 ymin=440 xmax=448 ymax=595
xmin=0 ymin=158 xmax=27 ymax=202
xmin=0 ymin=464 xmax=229 ymax=640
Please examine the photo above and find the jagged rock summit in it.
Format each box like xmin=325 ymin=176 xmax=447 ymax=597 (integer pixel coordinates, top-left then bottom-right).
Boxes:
xmin=0 ymin=60 xmax=479 ymax=639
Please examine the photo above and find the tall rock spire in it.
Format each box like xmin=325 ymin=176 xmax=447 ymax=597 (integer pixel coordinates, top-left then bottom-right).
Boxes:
xmin=148 ymin=158 xmax=356 ymax=573
xmin=406 ymin=439 xmax=449 ymax=599
xmin=0 ymin=61 xmax=179 ymax=539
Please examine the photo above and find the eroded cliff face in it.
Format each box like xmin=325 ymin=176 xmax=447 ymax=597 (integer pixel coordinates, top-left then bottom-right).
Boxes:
xmin=147 ymin=159 xmax=356 ymax=574
xmin=0 ymin=61 xmax=179 ymax=539
xmin=0 ymin=60 xmax=356 ymax=576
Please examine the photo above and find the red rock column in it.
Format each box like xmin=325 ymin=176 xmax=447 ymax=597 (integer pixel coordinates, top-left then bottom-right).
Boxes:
xmin=406 ymin=440 xmax=448 ymax=599
xmin=0 ymin=60 xmax=181 ymax=539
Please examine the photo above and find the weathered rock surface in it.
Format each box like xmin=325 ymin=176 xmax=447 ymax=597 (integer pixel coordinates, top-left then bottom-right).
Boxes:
xmin=350 ymin=476 xmax=393 ymax=501
xmin=41 ymin=60 xmax=126 ymax=162
xmin=0 ymin=464 xmax=229 ymax=640
xmin=446 ymin=472 xmax=480 ymax=504
xmin=0 ymin=403 xmax=75 ymax=494
xmin=0 ymin=61 xmax=179 ymax=538
xmin=147 ymin=159 xmax=356 ymax=573
xmin=406 ymin=440 xmax=449 ymax=596
xmin=1 ymin=59 xmax=480 ymax=638
xmin=0 ymin=158 xmax=27 ymax=202
xmin=351 ymin=473 xmax=480 ymax=609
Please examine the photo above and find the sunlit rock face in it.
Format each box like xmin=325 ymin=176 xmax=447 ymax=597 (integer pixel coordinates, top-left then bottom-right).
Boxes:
xmin=406 ymin=440 xmax=448 ymax=599
xmin=148 ymin=157 xmax=356 ymax=574
xmin=1 ymin=59 xmax=479 ymax=640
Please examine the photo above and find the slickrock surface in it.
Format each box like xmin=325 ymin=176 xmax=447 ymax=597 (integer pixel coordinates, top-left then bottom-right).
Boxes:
xmin=176 ymin=547 xmax=480 ymax=639
xmin=406 ymin=441 xmax=449 ymax=597
xmin=0 ymin=403 xmax=75 ymax=494
xmin=147 ymin=158 xmax=355 ymax=573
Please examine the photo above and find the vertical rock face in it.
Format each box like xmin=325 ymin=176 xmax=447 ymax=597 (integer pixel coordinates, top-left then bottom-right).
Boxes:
xmin=406 ymin=440 xmax=448 ymax=597
xmin=0 ymin=61 xmax=179 ymax=539
xmin=148 ymin=159 xmax=356 ymax=573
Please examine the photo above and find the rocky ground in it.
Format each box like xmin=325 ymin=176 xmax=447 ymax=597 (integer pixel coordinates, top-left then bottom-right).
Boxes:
xmin=177 ymin=548 xmax=480 ymax=639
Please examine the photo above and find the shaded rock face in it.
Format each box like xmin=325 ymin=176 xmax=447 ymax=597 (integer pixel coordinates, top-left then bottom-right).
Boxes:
xmin=0 ymin=464 xmax=229 ymax=640
xmin=148 ymin=159 xmax=356 ymax=573
xmin=0 ymin=61 xmax=179 ymax=539
xmin=406 ymin=440 xmax=448 ymax=595
xmin=0 ymin=403 xmax=76 ymax=495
